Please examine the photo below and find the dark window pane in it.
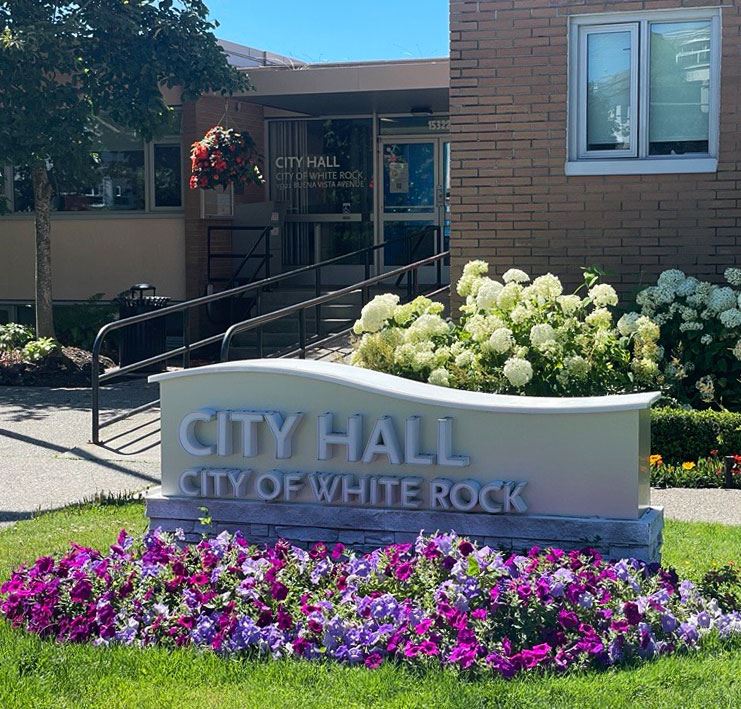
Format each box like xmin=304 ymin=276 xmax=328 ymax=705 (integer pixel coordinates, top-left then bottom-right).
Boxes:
xmin=154 ymin=144 xmax=182 ymax=207
xmin=54 ymin=118 xmax=145 ymax=211
xmin=586 ymin=31 xmax=633 ymax=151
xmin=13 ymin=167 xmax=34 ymax=212
xmin=649 ymin=21 xmax=711 ymax=156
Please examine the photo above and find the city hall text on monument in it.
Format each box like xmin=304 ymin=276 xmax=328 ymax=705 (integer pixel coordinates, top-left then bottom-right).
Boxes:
xmin=176 ymin=408 xmax=528 ymax=514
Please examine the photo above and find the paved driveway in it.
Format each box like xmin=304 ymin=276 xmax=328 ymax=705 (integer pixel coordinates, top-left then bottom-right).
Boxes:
xmin=0 ymin=380 xmax=161 ymax=527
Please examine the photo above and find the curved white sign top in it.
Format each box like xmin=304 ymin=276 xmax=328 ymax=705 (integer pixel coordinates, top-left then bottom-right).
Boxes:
xmin=150 ymin=359 xmax=661 ymax=415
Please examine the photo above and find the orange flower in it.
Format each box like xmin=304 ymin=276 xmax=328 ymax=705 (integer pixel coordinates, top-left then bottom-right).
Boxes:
xmin=682 ymin=461 xmax=696 ymax=471
xmin=649 ymin=454 xmax=663 ymax=466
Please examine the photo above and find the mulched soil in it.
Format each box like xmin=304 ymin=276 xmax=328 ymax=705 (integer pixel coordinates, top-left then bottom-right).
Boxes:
xmin=0 ymin=347 xmax=114 ymax=387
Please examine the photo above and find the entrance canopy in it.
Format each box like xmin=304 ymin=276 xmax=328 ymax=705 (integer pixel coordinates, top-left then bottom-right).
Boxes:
xmin=237 ymin=58 xmax=449 ymax=116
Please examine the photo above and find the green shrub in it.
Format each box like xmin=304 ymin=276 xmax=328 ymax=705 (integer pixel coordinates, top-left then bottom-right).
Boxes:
xmin=651 ymin=407 xmax=741 ymax=462
xmin=21 ymin=337 xmax=59 ymax=363
xmin=632 ymin=269 xmax=741 ymax=410
xmin=0 ymin=323 xmax=34 ymax=352
xmin=54 ymin=294 xmax=118 ymax=352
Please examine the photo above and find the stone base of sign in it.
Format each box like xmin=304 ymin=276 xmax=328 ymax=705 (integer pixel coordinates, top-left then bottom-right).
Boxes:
xmin=145 ymin=489 xmax=665 ymax=562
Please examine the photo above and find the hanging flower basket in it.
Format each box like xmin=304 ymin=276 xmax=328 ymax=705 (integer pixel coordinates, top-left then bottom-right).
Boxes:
xmin=189 ymin=125 xmax=263 ymax=190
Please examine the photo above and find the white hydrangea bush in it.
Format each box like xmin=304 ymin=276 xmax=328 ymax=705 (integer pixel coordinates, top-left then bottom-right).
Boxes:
xmin=351 ymin=261 xmax=662 ymax=397
xmin=629 ymin=268 xmax=741 ymax=409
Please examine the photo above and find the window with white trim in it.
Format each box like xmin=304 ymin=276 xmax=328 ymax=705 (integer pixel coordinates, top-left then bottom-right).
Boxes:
xmin=567 ymin=9 xmax=721 ymax=175
xmin=1 ymin=112 xmax=182 ymax=214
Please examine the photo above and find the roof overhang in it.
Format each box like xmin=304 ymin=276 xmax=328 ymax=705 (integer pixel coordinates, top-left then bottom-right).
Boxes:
xmin=237 ymin=58 xmax=449 ymax=116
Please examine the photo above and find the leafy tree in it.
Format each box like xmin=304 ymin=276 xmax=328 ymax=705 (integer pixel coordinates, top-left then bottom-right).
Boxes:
xmin=0 ymin=1 xmax=248 ymax=337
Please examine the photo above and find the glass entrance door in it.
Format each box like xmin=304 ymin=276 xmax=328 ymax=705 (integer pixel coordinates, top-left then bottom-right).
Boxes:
xmin=381 ymin=138 xmax=449 ymax=282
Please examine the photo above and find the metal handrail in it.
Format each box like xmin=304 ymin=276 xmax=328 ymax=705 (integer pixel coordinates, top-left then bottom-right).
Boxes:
xmin=90 ymin=228 xmax=448 ymax=444
xmin=220 ymin=250 xmax=450 ymax=362
xmin=207 ymin=225 xmax=272 ymax=285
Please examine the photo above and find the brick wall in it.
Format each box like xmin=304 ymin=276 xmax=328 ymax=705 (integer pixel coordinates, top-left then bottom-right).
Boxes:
xmin=449 ymin=0 xmax=741 ymax=299
xmin=181 ymin=96 xmax=266 ymax=301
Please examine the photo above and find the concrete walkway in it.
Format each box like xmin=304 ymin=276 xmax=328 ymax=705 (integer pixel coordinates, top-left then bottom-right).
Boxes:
xmin=0 ymin=380 xmax=162 ymax=527
xmin=1 ymin=372 xmax=739 ymax=530
xmin=651 ymin=487 xmax=741 ymax=526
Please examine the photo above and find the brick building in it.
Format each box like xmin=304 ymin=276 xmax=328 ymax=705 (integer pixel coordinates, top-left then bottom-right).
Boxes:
xmin=2 ymin=4 xmax=739 ymax=322
xmin=449 ymin=0 xmax=741 ymax=296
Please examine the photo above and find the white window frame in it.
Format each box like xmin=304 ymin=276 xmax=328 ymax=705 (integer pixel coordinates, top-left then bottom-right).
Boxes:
xmin=578 ymin=23 xmax=639 ymax=160
xmin=567 ymin=8 xmax=722 ymax=176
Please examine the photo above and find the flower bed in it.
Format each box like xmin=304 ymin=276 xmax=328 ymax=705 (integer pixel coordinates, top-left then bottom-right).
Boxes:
xmin=2 ymin=530 xmax=739 ymax=678
xmin=0 ymin=323 xmax=111 ymax=387
xmin=650 ymin=454 xmax=741 ymax=489
xmin=351 ymin=262 xmax=661 ymax=397
xmin=633 ymin=268 xmax=741 ymax=410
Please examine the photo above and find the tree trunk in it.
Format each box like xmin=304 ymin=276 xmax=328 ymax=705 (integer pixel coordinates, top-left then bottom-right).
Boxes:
xmin=31 ymin=164 xmax=55 ymax=339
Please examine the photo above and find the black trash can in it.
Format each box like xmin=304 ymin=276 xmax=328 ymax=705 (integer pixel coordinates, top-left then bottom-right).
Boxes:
xmin=116 ymin=284 xmax=171 ymax=373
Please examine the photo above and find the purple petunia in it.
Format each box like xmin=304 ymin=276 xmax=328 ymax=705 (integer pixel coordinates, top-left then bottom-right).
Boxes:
xmin=0 ymin=529 xmax=738 ymax=679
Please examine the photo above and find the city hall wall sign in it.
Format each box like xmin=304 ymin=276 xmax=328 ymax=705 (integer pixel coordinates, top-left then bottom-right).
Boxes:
xmin=147 ymin=360 xmax=664 ymax=561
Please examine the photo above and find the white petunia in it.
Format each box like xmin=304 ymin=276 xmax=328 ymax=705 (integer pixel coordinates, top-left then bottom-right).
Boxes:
xmin=503 ymin=357 xmax=533 ymax=387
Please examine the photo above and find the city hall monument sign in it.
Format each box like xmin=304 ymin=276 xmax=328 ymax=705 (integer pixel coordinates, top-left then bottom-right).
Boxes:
xmin=147 ymin=360 xmax=663 ymax=561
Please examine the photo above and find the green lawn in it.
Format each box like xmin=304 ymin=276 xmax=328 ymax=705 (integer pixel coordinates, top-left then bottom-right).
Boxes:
xmin=0 ymin=502 xmax=739 ymax=709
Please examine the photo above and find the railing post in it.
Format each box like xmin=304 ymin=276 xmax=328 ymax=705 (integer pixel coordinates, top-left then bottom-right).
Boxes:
xmin=256 ymin=287 xmax=264 ymax=359
xmin=91 ymin=349 xmax=100 ymax=445
xmin=90 ymin=325 xmax=110 ymax=446
xmin=298 ymin=309 xmax=307 ymax=359
xmin=315 ymin=266 xmax=321 ymax=336
xmin=412 ymin=266 xmax=419 ymax=297
xmin=436 ymin=227 xmax=442 ymax=288
xmin=182 ymin=310 xmax=191 ymax=369
xmin=264 ymin=227 xmax=271 ymax=280
xmin=364 ymin=246 xmax=371 ymax=281
xmin=406 ymin=233 xmax=413 ymax=299
xmin=724 ymin=455 xmax=735 ymax=489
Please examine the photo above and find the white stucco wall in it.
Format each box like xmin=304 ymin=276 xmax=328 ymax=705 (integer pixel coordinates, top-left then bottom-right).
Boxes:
xmin=0 ymin=216 xmax=186 ymax=301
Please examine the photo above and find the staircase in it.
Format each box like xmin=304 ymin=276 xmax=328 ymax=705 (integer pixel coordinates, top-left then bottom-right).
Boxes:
xmin=227 ymin=286 xmax=406 ymax=358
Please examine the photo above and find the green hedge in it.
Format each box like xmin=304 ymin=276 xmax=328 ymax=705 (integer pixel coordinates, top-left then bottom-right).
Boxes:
xmin=651 ymin=407 xmax=741 ymax=462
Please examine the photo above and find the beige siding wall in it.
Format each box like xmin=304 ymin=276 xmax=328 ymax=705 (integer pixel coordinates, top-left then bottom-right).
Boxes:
xmin=0 ymin=217 xmax=186 ymax=301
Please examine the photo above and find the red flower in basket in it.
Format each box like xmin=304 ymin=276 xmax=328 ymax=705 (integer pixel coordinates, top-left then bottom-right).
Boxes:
xmin=189 ymin=125 xmax=264 ymax=190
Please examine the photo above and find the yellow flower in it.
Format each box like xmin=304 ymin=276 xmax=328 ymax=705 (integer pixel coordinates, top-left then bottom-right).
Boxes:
xmin=649 ymin=454 xmax=663 ymax=466
xmin=682 ymin=461 xmax=696 ymax=471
